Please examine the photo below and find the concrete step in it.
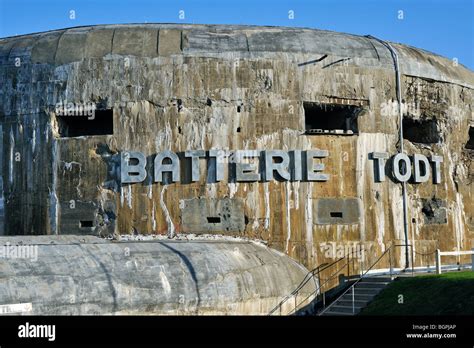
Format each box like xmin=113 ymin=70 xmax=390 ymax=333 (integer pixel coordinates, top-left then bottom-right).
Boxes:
xmin=340 ymin=293 xmax=376 ymax=302
xmin=320 ymin=283 xmax=390 ymax=316
xmin=337 ymin=298 xmax=371 ymax=307
xmin=324 ymin=311 xmax=355 ymax=316
xmin=326 ymin=305 xmax=363 ymax=314
xmin=352 ymin=287 xmax=383 ymax=295
xmin=319 ymin=274 xmax=396 ymax=316
xmin=359 ymin=276 xmax=393 ymax=283
xmin=355 ymin=282 xmax=389 ymax=289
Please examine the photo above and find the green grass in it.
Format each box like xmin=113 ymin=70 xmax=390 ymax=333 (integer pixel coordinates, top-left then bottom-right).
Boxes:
xmin=360 ymin=271 xmax=474 ymax=315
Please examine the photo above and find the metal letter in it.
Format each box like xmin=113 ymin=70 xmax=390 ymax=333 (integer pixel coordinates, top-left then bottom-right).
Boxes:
xmin=264 ymin=150 xmax=291 ymax=181
xmin=392 ymin=153 xmax=411 ymax=182
xmin=370 ymin=152 xmax=389 ymax=182
xmin=306 ymin=150 xmax=329 ymax=181
xmin=184 ymin=150 xmax=205 ymax=182
xmin=413 ymin=154 xmax=430 ymax=183
xmin=235 ymin=150 xmax=260 ymax=182
xmin=431 ymin=155 xmax=443 ymax=184
xmin=154 ymin=151 xmax=180 ymax=183
xmin=290 ymin=150 xmax=302 ymax=181
xmin=121 ymin=151 xmax=147 ymax=183
xmin=208 ymin=149 xmax=227 ymax=182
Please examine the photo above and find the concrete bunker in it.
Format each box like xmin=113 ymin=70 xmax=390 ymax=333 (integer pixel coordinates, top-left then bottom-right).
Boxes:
xmin=0 ymin=24 xmax=472 ymax=310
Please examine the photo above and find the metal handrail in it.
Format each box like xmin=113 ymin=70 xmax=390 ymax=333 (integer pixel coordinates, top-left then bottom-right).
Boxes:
xmin=318 ymin=243 xmax=413 ymax=316
xmin=289 ymin=254 xmax=356 ymax=315
xmin=269 ymin=247 xmax=360 ymax=315
xmin=268 ymin=260 xmax=338 ymax=315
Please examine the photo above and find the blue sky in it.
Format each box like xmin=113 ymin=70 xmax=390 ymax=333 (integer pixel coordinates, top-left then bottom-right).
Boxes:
xmin=0 ymin=0 xmax=472 ymax=69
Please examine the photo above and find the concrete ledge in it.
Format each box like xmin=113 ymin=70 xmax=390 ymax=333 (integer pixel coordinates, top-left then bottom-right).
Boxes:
xmin=0 ymin=236 xmax=315 ymax=315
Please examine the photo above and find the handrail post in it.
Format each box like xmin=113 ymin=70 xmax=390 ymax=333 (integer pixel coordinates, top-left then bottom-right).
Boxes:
xmin=352 ymin=286 xmax=355 ymax=314
xmin=317 ymin=271 xmax=322 ymax=296
xmin=318 ymin=270 xmax=323 ymax=309
xmin=472 ymin=248 xmax=474 ymax=272
xmin=436 ymin=249 xmax=441 ymax=274
xmin=353 ymin=254 xmax=355 ymax=278
xmin=389 ymin=247 xmax=393 ymax=280
xmin=294 ymin=293 xmax=297 ymax=314
xmin=347 ymin=248 xmax=351 ymax=279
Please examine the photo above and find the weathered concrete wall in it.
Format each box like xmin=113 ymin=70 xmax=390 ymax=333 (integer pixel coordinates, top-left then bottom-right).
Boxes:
xmin=0 ymin=24 xmax=473 ymax=275
xmin=0 ymin=236 xmax=315 ymax=315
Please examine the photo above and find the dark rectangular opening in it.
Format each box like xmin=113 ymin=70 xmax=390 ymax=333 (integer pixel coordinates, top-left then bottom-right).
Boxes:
xmin=207 ymin=217 xmax=221 ymax=224
xmin=402 ymin=118 xmax=440 ymax=144
xmin=304 ymin=102 xmax=360 ymax=135
xmin=57 ymin=109 xmax=113 ymax=137
xmin=465 ymin=126 xmax=474 ymax=150
xmin=330 ymin=212 xmax=343 ymax=218
xmin=80 ymin=220 xmax=94 ymax=228
xmin=421 ymin=198 xmax=447 ymax=224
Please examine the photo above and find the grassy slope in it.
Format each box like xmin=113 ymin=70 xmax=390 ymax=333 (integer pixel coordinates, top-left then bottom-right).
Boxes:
xmin=360 ymin=271 xmax=474 ymax=315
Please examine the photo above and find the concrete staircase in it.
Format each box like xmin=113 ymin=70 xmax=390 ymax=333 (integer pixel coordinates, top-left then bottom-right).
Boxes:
xmin=320 ymin=276 xmax=394 ymax=316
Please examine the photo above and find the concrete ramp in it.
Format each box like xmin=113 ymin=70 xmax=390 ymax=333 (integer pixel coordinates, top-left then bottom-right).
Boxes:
xmin=0 ymin=236 xmax=316 ymax=315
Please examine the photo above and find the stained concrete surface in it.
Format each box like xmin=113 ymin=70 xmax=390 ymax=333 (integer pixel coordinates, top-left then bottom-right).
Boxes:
xmin=0 ymin=235 xmax=316 ymax=315
xmin=0 ymin=24 xmax=472 ymax=291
